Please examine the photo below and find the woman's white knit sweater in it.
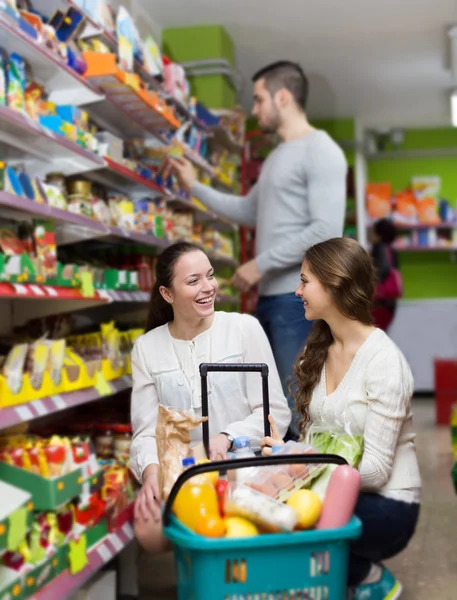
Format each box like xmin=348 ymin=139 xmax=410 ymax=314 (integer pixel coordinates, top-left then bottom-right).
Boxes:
xmin=309 ymin=328 xmax=421 ymax=503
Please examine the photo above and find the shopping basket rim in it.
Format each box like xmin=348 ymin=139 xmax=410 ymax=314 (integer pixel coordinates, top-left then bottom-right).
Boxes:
xmin=164 ymin=515 xmax=362 ymax=550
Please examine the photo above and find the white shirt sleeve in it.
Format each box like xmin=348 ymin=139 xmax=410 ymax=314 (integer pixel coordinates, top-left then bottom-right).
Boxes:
xmin=222 ymin=314 xmax=291 ymax=442
xmin=129 ymin=338 xmax=159 ymax=483
xmin=359 ymin=349 xmax=414 ymax=491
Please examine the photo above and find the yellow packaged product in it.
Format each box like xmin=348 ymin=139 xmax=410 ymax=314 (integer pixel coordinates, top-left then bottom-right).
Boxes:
xmin=46 ymin=339 xmax=66 ymax=386
xmin=27 ymin=341 xmax=50 ymax=390
xmin=2 ymin=343 xmax=29 ymax=394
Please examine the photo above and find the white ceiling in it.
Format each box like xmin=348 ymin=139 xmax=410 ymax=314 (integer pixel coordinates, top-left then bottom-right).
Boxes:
xmin=136 ymin=0 xmax=457 ymax=130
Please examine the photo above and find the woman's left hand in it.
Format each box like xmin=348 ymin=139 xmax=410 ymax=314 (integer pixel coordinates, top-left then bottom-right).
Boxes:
xmin=210 ymin=434 xmax=231 ymax=461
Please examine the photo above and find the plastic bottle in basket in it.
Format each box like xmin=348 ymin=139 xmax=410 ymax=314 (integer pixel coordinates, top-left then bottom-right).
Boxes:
xmin=233 ymin=436 xmax=256 ymax=484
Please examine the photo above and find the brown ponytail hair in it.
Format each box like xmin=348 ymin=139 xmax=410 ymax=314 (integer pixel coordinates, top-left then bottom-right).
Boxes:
xmin=293 ymin=238 xmax=375 ymax=433
xmin=145 ymin=241 xmax=202 ymax=332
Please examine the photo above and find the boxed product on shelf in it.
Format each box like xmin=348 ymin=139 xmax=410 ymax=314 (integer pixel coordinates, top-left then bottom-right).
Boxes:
xmin=95 ymin=131 xmax=124 ymax=162
xmin=0 ymin=435 xmax=85 ymax=511
xmin=0 ymin=340 xmax=66 ymax=407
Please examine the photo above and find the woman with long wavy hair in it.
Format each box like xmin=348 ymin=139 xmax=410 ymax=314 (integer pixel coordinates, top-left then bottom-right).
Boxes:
xmin=262 ymin=237 xmax=421 ymax=600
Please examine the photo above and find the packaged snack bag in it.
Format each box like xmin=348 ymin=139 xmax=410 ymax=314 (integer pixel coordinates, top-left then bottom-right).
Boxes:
xmin=366 ymin=183 xmax=392 ymax=221
xmin=393 ymin=189 xmax=417 ymax=224
xmin=156 ymin=405 xmax=207 ymax=499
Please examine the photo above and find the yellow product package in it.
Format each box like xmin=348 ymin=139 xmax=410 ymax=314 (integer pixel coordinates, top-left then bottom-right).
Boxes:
xmin=46 ymin=339 xmax=66 ymax=386
xmin=28 ymin=341 xmax=51 ymax=390
xmin=3 ymin=344 xmax=29 ymax=394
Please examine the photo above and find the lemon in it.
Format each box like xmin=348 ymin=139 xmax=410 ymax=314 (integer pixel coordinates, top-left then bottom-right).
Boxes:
xmin=286 ymin=489 xmax=322 ymax=529
xmin=224 ymin=516 xmax=259 ymax=538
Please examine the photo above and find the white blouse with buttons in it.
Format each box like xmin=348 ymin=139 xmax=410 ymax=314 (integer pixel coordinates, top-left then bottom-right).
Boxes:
xmin=130 ymin=311 xmax=292 ymax=482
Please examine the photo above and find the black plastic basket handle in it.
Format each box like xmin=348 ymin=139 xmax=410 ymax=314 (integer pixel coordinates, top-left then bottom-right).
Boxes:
xmin=199 ymin=363 xmax=271 ymax=459
xmin=163 ymin=453 xmax=348 ymax=526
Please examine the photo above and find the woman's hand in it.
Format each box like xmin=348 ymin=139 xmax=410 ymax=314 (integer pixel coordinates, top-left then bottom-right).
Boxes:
xmin=135 ymin=465 xmax=162 ymax=523
xmin=260 ymin=415 xmax=285 ymax=456
xmin=210 ymin=434 xmax=231 ymax=461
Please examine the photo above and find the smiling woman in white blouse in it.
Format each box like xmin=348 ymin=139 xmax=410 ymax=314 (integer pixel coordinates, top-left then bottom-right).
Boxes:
xmin=130 ymin=241 xmax=291 ymax=552
xmin=262 ymin=237 xmax=421 ymax=600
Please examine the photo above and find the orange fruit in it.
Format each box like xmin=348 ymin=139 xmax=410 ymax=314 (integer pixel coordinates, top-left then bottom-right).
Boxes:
xmin=196 ymin=514 xmax=226 ymax=538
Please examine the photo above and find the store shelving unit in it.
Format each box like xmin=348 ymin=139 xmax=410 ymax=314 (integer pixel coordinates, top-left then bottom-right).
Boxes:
xmin=394 ymin=245 xmax=457 ymax=252
xmin=0 ymin=12 xmax=103 ymax=107
xmin=0 ymin=376 xmax=132 ymax=431
xmin=0 ymin=4 xmax=241 ymax=599
xmin=0 ymin=105 xmax=105 ymax=177
xmin=34 ymin=522 xmax=135 ymax=600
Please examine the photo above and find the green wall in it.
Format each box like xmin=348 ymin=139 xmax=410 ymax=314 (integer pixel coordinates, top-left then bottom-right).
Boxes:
xmin=368 ymin=127 xmax=457 ymax=299
xmin=399 ymin=252 xmax=457 ymax=299
xmin=369 ymin=157 xmax=457 ymax=206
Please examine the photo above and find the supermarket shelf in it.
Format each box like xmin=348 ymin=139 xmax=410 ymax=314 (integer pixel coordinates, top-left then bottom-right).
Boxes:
xmin=0 ymin=105 xmax=105 ymax=176
xmin=76 ymin=159 xmax=235 ymax=232
xmin=0 ymin=191 xmax=238 ymax=254
xmin=0 ymin=284 xmax=239 ymax=306
xmin=182 ymin=145 xmax=233 ymax=192
xmin=0 ymin=192 xmax=169 ymax=248
xmin=0 ymin=191 xmax=106 ymax=234
xmin=0 ymin=283 xmax=153 ymax=304
xmin=86 ymin=157 xmax=165 ymax=196
xmin=394 ymin=246 xmax=457 ymax=252
xmin=0 ymin=376 xmax=132 ymax=431
xmin=206 ymin=252 xmax=239 ymax=268
xmin=30 ymin=0 xmax=210 ymax=133
xmin=0 ymin=282 xmax=108 ymax=302
xmin=34 ymin=523 xmax=135 ymax=600
xmin=367 ymin=222 xmax=457 ymax=231
xmin=0 ymin=14 xmax=103 ymax=107
xmin=167 ymin=196 xmax=236 ymax=233
xmin=208 ymin=125 xmax=243 ymax=155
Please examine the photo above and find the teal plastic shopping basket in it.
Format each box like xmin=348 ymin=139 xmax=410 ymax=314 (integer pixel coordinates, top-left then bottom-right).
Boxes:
xmin=162 ymin=363 xmax=362 ymax=599
xmin=163 ymin=455 xmax=362 ymax=600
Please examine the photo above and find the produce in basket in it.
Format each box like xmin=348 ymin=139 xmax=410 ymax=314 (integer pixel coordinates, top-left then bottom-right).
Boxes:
xmin=173 ymin=472 xmax=221 ymax=533
xmin=286 ymin=489 xmax=322 ymax=530
xmin=305 ymin=419 xmax=364 ymax=501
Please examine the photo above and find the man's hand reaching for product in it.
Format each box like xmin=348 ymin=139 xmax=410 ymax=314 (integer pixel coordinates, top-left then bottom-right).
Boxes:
xmin=260 ymin=415 xmax=285 ymax=456
xmin=168 ymin=157 xmax=197 ymax=192
xmin=231 ymin=259 xmax=261 ymax=293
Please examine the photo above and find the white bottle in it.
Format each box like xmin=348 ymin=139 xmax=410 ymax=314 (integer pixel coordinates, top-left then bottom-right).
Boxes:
xmin=233 ymin=436 xmax=256 ymax=484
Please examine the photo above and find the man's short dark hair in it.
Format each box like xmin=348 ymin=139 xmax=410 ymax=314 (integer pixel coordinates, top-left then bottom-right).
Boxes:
xmin=252 ymin=61 xmax=309 ymax=110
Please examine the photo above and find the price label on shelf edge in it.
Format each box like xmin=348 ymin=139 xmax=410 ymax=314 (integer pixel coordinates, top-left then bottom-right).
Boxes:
xmin=15 ymin=405 xmax=34 ymax=422
xmin=51 ymin=395 xmax=66 ymax=411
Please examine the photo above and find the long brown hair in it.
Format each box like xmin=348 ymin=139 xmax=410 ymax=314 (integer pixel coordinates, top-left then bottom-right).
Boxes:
xmin=293 ymin=238 xmax=375 ymax=433
xmin=146 ymin=241 xmax=202 ymax=332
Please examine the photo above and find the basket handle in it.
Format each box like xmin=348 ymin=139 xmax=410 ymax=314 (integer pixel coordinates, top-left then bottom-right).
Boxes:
xmin=162 ymin=453 xmax=348 ymax=526
xmin=199 ymin=362 xmax=271 ymax=459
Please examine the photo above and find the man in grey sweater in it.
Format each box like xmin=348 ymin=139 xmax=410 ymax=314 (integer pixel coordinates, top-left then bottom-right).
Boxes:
xmin=171 ymin=61 xmax=347 ymax=430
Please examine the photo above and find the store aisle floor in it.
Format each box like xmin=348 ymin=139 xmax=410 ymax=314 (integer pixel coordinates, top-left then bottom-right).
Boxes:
xmin=386 ymin=398 xmax=457 ymax=599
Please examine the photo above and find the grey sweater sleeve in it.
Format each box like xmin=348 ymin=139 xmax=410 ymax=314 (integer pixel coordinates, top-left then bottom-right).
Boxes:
xmin=190 ymin=181 xmax=258 ymax=228
xmin=256 ymin=136 xmax=347 ymax=275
